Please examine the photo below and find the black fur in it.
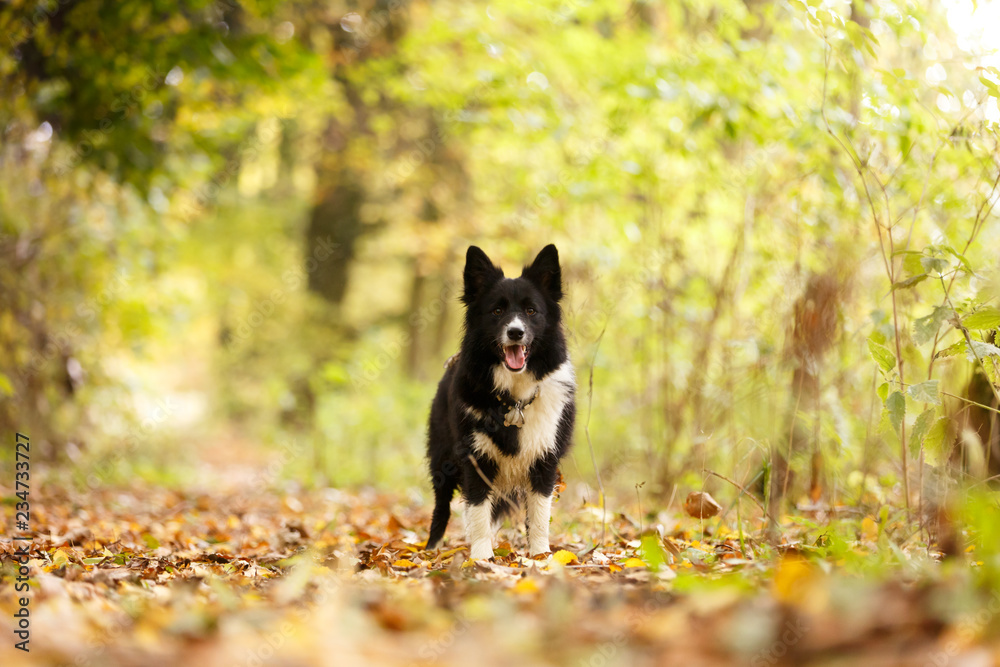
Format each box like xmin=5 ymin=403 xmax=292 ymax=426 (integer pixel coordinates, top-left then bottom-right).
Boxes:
xmin=426 ymin=245 xmax=575 ymax=553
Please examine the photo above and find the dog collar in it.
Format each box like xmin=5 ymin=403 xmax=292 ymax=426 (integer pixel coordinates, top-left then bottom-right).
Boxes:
xmin=497 ymin=389 xmax=539 ymax=428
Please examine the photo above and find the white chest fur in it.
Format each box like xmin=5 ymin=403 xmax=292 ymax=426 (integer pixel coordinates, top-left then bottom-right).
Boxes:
xmin=470 ymin=359 xmax=575 ymax=497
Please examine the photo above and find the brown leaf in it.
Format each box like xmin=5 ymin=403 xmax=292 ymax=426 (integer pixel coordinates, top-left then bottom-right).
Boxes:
xmin=683 ymin=492 xmax=722 ymax=519
xmin=387 ymin=514 xmax=407 ymax=534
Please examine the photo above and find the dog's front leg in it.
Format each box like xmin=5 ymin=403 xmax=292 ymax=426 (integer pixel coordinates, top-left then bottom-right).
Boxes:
xmin=464 ymin=498 xmax=494 ymax=559
xmin=526 ymin=492 xmax=553 ymax=556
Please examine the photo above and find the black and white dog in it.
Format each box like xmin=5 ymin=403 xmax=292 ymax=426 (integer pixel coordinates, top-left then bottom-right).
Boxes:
xmin=425 ymin=245 xmax=576 ymax=559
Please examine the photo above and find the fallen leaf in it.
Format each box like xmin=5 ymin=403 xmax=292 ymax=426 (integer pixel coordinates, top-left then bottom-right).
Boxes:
xmin=684 ymin=492 xmax=722 ymax=519
xmin=552 ymin=550 xmax=579 ymax=565
xmin=51 ymin=549 xmax=70 ymax=568
xmin=861 ymin=516 xmax=879 ymax=541
xmin=512 ymin=578 xmax=540 ymax=594
xmin=774 ymin=555 xmax=815 ymax=603
xmin=554 ymin=469 xmax=567 ymax=498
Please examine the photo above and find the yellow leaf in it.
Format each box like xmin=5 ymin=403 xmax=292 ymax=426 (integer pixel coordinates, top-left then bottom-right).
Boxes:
xmin=512 ymin=578 xmax=540 ymax=594
xmin=609 ymin=564 xmax=623 ymax=573
xmin=861 ymin=516 xmax=879 ymax=541
xmin=773 ymin=555 xmax=814 ymax=603
xmin=552 ymin=549 xmax=579 ymax=565
xmin=51 ymin=549 xmax=70 ymax=568
xmin=392 ymin=559 xmax=417 ymax=568
xmin=438 ymin=548 xmax=466 ymax=559
xmin=622 ymin=558 xmax=647 ymax=568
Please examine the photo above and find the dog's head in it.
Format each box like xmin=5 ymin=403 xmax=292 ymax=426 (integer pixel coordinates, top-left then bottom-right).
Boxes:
xmin=461 ymin=244 xmax=563 ymax=374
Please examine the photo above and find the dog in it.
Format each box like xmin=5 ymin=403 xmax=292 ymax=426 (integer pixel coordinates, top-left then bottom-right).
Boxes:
xmin=425 ymin=244 xmax=576 ymax=559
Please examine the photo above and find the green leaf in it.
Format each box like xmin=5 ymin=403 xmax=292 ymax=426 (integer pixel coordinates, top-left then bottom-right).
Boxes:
xmin=919 ymin=256 xmax=949 ymax=275
xmin=923 ymin=417 xmax=950 ymax=465
xmin=877 ymin=382 xmax=889 ymax=402
xmin=868 ymin=338 xmax=896 ymax=373
xmin=891 ymin=274 xmax=928 ymax=291
xmin=0 ymin=373 xmax=12 ymax=397
xmin=963 ymin=307 xmax=1000 ymax=331
xmin=966 ymin=340 xmax=1000 ymax=362
xmin=886 ymin=391 xmax=905 ymax=436
xmin=902 ymin=252 xmax=925 ymax=277
xmin=935 ymin=340 xmax=966 ymax=359
xmin=910 ymin=408 xmax=937 ymax=455
xmin=142 ymin=533 xmax=160 ymax=550
xmin=914 ymin=307 xmax=952 ymax=345
xmin=944 ymin=245 xmax=975 ymax=275
xmin=907 ymin=380 xmax=940 ymax=405
xmin=640 ymin=534 xmax=667 ymax=572
xmin=981 ymin=75 xmax=1000 ymax=99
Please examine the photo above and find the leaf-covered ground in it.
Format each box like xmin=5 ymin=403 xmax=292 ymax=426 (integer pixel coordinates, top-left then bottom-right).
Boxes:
xmin=2 ymin=457 xmax=999 ymax=667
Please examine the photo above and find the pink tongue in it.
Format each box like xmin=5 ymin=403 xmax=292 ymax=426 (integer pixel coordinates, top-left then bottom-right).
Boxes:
xmin=504 ymin=346 xmax=526 ymax=370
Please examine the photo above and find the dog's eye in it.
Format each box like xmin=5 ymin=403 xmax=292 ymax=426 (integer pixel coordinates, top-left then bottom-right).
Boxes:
xmin=526 ymin=307 xmax=536 ymax=315
xmin=492 ymin=307 xmax=504 ymax=316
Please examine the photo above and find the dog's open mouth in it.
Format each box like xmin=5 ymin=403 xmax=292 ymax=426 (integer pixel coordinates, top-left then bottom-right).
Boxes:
xmin=503 ymin=344 xmax=528 ymax=371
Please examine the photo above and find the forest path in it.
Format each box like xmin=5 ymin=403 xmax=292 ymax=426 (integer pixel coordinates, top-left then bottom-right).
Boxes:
xmin=0 ymin=448 xmax=991 ymax=667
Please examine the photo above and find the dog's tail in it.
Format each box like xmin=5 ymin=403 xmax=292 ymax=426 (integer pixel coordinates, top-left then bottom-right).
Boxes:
xmin=426 ymin=474 xmax=458 ymax=550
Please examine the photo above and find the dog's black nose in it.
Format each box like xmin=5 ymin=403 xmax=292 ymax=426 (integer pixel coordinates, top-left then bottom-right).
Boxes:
xmin=508 ymin=327 xmax=524 ymax=341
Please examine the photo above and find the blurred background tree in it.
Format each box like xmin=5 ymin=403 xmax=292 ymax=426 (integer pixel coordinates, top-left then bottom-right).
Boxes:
xmin=2 ymin=0 xmax=999 ymax=523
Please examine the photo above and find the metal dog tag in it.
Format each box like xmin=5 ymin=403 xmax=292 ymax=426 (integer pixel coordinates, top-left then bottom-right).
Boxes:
xmin=504 ymin=404 xmax=526 ymax=428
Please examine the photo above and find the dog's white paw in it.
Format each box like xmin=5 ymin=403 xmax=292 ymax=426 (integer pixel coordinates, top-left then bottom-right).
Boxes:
xmin=528 ymin=543 xmax=550 ymax=557
xmin=469 ymin=541 xmax=494 ymax=560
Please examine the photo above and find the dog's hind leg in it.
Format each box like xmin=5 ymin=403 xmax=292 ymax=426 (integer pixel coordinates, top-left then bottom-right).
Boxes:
xmin=426 ymin=468 xmax=458 ymax=550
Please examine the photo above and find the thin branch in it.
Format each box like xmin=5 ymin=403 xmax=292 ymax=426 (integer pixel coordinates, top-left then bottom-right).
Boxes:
xmin=898 ymin=381 xmax=1000 ymax=416
xmin=702 ymin=469 xmax=775 ymax=524
xmin=820 ymin=37 xmax=911 ymax=516
xmin=585 ymin=325 xmax=607 ymax=547
xmin=467 ymin=454 xmax=497 ymax=494
xmin=928 ymin=164 xmax=1000 ymax=380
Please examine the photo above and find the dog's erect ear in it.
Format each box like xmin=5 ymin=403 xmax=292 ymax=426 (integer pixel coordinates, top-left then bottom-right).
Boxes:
xmin=463 ymin=246 xmax=504 ymax=304
xmin=522 ymin=244 xmax=562 ymax=301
